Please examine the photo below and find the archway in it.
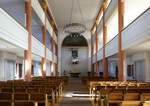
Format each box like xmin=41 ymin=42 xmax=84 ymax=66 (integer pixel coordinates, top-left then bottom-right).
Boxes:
xmin=61 ymin=34 xmax=89 ymax=77
xmin=62 ymin=34 xmax=88 ymax=47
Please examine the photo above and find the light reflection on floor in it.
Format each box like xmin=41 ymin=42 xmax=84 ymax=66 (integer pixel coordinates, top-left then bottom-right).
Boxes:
xmin=64 ymin=92 xmax=91 ymax=97
xmin=64 ymin=92 xmax=73 ymax=97
xmin=60 ymin=78 xmax=92 ymax=106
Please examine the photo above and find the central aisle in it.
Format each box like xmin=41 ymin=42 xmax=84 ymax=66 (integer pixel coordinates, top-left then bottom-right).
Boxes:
xmin=60 ymin=77 xmax=91 ymax=106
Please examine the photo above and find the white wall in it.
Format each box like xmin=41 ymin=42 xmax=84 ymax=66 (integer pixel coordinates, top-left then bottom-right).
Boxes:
xmin=33 ymin=61 xmax=42 ymax=77
xmin=122 ymin=8 xmax=150 ymax=50
xmin=0 ymin=58 xmax=4 ymax=80
xmin=98 ymin=61 xmax=103 ymax=73
xmin=16 ymin=57 xmax=24 ymax=79
xmin=0 ymin=8 xmax=28 ymax=50
xmin=105 ymin=4 xmax=118 ymax=43
xmin=32 ymin=36 xmax=45 ymax=57
xmin=0 ymin=51 xmax=25 ymax=81
xmin=0 ymin=51 xmax=16 ymax=81
xmin=124 ymin=0 xmax=150 ymax=28
xmin=106 ymin=52 xmax=150 ymax=81
xmin=58 ymin=30 xmax=91 ymax=75
xmin=108 ymin=60 xmax=118 ymax=78
xmin=98 ymin=29 xmax=103 ymax=51
xmin=61 ymin=47 xmax=88 ymax=76
xmin=126 ymin=52 xmax=150 ymax=82
xmin=46 ymin=61 xmax=51 ymax=76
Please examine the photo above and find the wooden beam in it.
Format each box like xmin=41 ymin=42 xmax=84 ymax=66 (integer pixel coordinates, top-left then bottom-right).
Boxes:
xmin=95 ymin=25 xmax=99 ymax=75
xmin=54 ymin=43 xmax=58 ymax=76
xmin=40 ymin=2 xmax=58 ymax=76
xmin=24 ymin=0 xmax=32 ymax=82
xmin=56 ymin=38 xmax=59 ymax=76
xmin=91 ymin=7 xmax=103 ymax=32
xmin=51 ymin=30 xmax=55 ymax=76
xmin=103 ymin=25 xmax=109 ymax=80
xmin=96 ymin=7 xmax=103 ymax=25
xmin=41 ymin=7 xmax=47 ymax=77
xmin=44 ymin=0 xmax=58 ymax=33
xmin=41 ymin=26 xmax=46 ymax=77
xmin=91 ymin=0 xmax=109 ymax=32
xmin=41 ymin=57 xmax=46 ymax=76
xmin=102 ymin=5 xmax=109 ymax=80
xmin=118 ymin=0 xmax=125 ymax=81
xmin=91 ymin=32 xmax=94 ymax=76
xmin=39 ymin=0 xmax=58 ymax=34
xmin=41 ymin=0 xmax=58 ymax=76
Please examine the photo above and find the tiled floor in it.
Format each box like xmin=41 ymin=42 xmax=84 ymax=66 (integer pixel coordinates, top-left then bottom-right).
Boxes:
xmin=59 ymin=77 xmax=91 ymax=106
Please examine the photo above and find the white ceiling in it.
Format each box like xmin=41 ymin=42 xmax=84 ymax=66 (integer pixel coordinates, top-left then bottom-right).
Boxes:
xmin=48 ymin=0 xmax=103 ymax=30
xmin=126 ymin=40 xmax=150 ymax=55
xmin=0 ymin=39 xmax=42 ymax=62
xmin=0 ymin=39 xmax=24 ymax=57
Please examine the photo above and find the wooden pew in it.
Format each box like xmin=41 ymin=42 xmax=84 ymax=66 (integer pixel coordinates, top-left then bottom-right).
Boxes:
xmin=142 ymin=102 xmax=150 ymax=106
xmin=14 ymin=93 xmax=29 ymax=101
xmin=0 ymin=93 xmax=12 ymax=106
xmin=0 ymin=101 xmax=12 ymax=106
xmin=0 ymin=76 xmax=65 ymax=106
xmin=122 ymin=92 xmax=141 ymax=106
xmin=1 ymin=87 xmax=13 ymax=93
xmin=108 ymin=92 xmax=123 ymax=106
xmin=30 ymin=93 xmax=47 ymax=106
xmin=14 ymin=88 xmax=26 ymax=93
xmin=14 ymin=101 xmax=34 ymax=106
xmin=89 ymin=81 xmax=150 ymax=106
xmin=141 ymin=93 xmax=150 ymax=106
xmin=141 ymin=93 xmax=150 ymax=101
xmin=0 ymin=92 xmax=12 ymax=101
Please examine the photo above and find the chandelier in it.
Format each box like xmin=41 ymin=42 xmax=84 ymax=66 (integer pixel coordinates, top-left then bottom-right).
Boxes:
xmin=63 ymin=0 xmax=86 ymax=34
xmin=64 ymin=23 xmax=86 ymax=34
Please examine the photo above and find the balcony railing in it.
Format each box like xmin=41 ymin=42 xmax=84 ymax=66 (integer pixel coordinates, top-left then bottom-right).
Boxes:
xmin=0 ymin=8 xmax=28 ymax=49
xmin=0 ymin=8 xmax=57 ymax=62
xmin=31 ymin=0 xmax=58 ymax=44
xmin=92 ymin=7 xmax=150 ymax=62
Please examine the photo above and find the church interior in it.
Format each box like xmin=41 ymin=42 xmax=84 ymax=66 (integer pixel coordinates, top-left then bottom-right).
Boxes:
xmin=0 ymin=0 xmax=150 ymax=106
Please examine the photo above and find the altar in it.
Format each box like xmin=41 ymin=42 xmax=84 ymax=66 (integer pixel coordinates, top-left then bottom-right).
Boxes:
xmin=69 ymin=72 xmax=81 ymax=77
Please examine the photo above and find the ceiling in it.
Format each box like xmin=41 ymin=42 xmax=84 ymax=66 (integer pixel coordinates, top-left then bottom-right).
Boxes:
xmin=0 ymin=39 xmax=42 ymax=62
xmin=47 ymin=0 xmax=103 ymax=30
xmin=0 ymin=39 xmax=24 ymax=57
xmin=126 ymin=40 xmax=150 ymax=55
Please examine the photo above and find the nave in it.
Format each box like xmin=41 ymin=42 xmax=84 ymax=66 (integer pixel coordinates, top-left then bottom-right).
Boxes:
xmin=60 ymin=78 xmax=91 ymax=106
xmin=0 ymin=76 xmax=150 ymax=106
xmin=0 ymin=0 xmax=150 ymax=106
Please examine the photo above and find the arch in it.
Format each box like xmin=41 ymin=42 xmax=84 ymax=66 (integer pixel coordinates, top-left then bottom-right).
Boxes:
xmin=62 ymin=34 xmax=88 ymax=47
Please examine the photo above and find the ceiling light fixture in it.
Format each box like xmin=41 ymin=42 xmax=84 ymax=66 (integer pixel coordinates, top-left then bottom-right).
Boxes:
xmin=63 ymin=0 xmax=86 ymax=34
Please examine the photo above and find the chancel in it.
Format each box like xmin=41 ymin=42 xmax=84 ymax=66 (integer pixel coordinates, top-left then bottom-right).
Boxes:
xmin=0 ymin=0 xmax=150 ymax=106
